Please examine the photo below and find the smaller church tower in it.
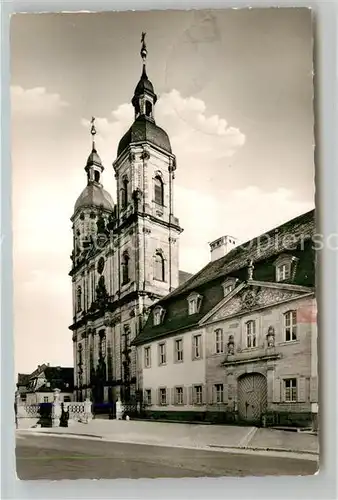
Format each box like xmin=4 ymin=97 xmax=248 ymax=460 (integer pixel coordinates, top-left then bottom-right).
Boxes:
xmin=70 ymin=120 xmax=114 ymax=402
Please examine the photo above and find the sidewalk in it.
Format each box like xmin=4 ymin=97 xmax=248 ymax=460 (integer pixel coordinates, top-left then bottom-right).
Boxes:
xmin=17 ymin=419 xmax=319 ymax=458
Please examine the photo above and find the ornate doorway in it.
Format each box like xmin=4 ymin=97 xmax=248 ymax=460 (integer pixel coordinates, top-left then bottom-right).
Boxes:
xmin=237 ymin=373 xmax=267 ymax=424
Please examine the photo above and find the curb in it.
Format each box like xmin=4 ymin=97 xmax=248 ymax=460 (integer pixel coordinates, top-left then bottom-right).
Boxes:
xmin=17 ymin=430 xmax=319 ymax=459
xmin=207 ymin=444 xmax=319 ymax=456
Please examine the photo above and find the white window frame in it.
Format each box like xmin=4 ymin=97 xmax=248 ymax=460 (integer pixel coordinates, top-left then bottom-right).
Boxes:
xmin=193 ymin=334 xmax=202 ymax=359
xmin=159 ymin=387 xmax=167 ymax=405
xmin=215 ymin=384 xmax=224 ymax=403
xmin=215 ymin=329 xmax=224 ymax=354
xmin=246 ymin=320 xmax=256 ymax=348
xmin=284 ymin=310 xmax=297 ymax=342
xmin=158 ymin=342 xmax=167 ymax=365
xmin=175 ymin=386 xmax=184 ymax=405
xmin=284 ymin=378 xmax=297 ymax=402
xmin=175 ymin=338 xmax=183 ymax=362
xmin=194 ymin=385 xmax=203 ymax=405
xmin=187 ymin=292 xmax=202 ymax=315
xmin=221 ymin=278 xmax=238 ymax=297
xmin=188 ymin=298 xmax=197 ymax=315
xmin=43 ymin=396 xmax=49 ymax=403
xmin=153 ymin=306 xmax=165 ymax=326
xmin=144 ymin=346 xmax=151 ymax=368
xmin=277 ymin=263 xmax=290 ymax=282
xmin=145 ymin=389 xmax=152 ymax=405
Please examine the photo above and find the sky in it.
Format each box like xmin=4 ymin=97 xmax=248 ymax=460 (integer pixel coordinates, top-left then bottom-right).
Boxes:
xmin=10 ymin=8 xmax=315 ymax=374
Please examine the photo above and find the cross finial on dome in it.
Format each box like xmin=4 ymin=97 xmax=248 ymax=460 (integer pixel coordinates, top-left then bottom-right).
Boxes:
xmin=140 ymin=32 xmax=147 ymax=62
xmin=90 ymin=116 xmax=97 ymax=149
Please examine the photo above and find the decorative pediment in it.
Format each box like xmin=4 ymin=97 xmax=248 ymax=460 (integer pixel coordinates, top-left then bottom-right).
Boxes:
xmin=200 ymin=281 xmax=313 ymax=325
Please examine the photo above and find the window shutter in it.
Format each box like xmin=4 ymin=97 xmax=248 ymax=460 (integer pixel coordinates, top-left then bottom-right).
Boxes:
xmin=223 ymin=383 xmax=228 ymax=403
xmin=188 ymin=385 xmax=193 ymax=405
xmin=200 ymin=335 xmax=203 ymax=359
xmin=157 ymin=388 xmax=161 ymax=405
xmin=273 ymin=378 xmax=281 ymax=402
xmin=170 ymin=387 xmax=175 ymax=405
xmin=166 ymin=388 xmax=169 ymax=405
xmin=202 ymin=385 xmax=207 ymax=405
xmin=207 ymin=385 xmax=214 ymax=405
xmin=298 ymin=377 xmax=306 ymax=403
xmin=191 ymin=337 xmax=195 ymax=360
xmin=183 ymin=386 xmax=187 ymax=405
xmin=150 ymin=389 xmax=153 ymax=406
xmin=310 ymin=377 xmax=318 ymax=403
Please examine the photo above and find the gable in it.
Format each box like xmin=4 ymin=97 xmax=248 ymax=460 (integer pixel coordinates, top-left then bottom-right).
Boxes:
xmin=200 ymin=282 xmax=313 ymax=324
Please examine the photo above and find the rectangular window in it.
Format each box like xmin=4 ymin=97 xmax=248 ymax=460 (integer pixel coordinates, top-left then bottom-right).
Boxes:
xmin=215 ymin=384 xmax=224 ymax=403
xmin=277 ymin=264 xmax=290 ymax=282
xmin=284 ymin=378 xmax=297 ymax=402
xmin=159 ymin=388 xmax=167 ymax=405
xmin=175 ymin=338 xmax=183 ymax=362
xmin=193 ymin=335 xmax=202 ymax=359
xmin=63 ymin=396 xmax=71 ymax=402
xmin=246 ymin=321 xmax=256 ymax=348
xmin=21 ymin=394 xmax=27 ymax=402
xmin=43 ymin=396 xmax=49 ymax=403
xmin=284 ymin=310 xmax=297 ymax=341
xmin=145 ymin=389 xmax=152 ymax=405
xmin=224 ymin=285 xmax=233 ymax=295
xmin=188 ymin=299 xmax=197 ymax=315
xmin=175 ymin=387 xmax=184 ymax=405
xmin=159 ymin=342 xmax=166 ymax=365
xmin=144 ymin=346 xmax=151 ymax=368
xmin=215 ymin=329 xmax=224 ymax=354
xmin=194 ymin=385 xmax=203 ymax=405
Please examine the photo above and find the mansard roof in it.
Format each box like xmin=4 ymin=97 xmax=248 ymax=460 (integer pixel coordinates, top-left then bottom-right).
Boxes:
xmin=134 ymin=209 xmax=315 ymax=345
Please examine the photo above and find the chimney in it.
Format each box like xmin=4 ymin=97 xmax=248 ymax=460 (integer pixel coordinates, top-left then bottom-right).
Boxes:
xmin=209 ymin=235 xmax=238 ymax=262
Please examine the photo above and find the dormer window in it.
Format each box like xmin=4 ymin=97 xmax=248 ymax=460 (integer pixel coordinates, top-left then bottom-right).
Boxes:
xmin=274 ymin=254 xmax=299 ymax=283
xmin=221 ymin=277 xmax=238 ymax=297
xmin=187 ymin=292 xmax=202 ymax=315
xmin=277 ymin=263 xmax=289 ymax=281
xmin=153 ymin=306 xmax=165 ymax=326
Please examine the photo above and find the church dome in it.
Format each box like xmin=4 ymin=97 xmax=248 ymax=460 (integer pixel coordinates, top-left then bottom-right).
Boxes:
xmin=117 ymin=115 xmax=172 ymax=156
xmin=74 ymin=183 xmax=114 ymax=213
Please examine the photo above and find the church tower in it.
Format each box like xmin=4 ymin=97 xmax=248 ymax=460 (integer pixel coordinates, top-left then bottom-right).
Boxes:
xmin=69 ymin=34 xmax=182 ymax=405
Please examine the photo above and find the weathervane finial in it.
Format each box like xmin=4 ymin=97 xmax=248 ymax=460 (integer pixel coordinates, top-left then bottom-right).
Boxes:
xmin=140 ymin=32 xmax=147 ymax=62
xmin=90 ymin=116 xmax=97 ymax=149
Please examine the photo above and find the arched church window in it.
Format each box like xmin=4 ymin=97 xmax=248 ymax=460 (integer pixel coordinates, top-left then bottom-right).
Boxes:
xmin=77 ymin=286 xmax=82 ymax=312
xmin=145 ymin=101 xmax=152 ymax=117
xmin=154 ymin=252 xmax=165 ymax=281
xmin=122 ymin=252 xmax=130 ymax=285
xmin=154 ymin=176 xmax=164 ymax=206
xmin=121 ymin=177 xmax=129 ymax=209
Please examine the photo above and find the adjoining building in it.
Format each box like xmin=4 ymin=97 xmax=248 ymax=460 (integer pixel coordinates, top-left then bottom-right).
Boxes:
xmin=134 ymin=210 xmax=318 ymax=428
xmin=16 ymin=364 xmax=74 ymax=405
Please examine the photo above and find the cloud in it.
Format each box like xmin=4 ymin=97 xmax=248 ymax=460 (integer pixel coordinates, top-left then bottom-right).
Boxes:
xmin=82 ymin=89 xmax=245 ymax=176
xmin=11 ymin=86 xmax=69 ymax=118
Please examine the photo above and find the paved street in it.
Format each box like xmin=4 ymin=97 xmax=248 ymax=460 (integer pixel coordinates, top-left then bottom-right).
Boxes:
xmin=16 ymin=434 xmax=318 ymax=480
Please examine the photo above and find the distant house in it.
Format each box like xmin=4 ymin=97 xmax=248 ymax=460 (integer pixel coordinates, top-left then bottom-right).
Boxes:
xmin=16 ymin=364 xmax=74 ymax=404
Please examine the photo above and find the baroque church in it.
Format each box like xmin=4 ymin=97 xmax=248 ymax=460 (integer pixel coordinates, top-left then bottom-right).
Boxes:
xmin=69 ymin=36 xmax=187 ymax=404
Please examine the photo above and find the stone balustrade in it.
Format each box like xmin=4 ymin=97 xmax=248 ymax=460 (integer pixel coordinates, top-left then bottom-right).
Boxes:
xmin=15 ymin=389 xmax=93 ymax=428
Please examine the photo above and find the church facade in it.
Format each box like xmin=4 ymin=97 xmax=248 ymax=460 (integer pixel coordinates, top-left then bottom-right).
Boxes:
xmin=69 ymin=38 xmax=183 ymax=404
